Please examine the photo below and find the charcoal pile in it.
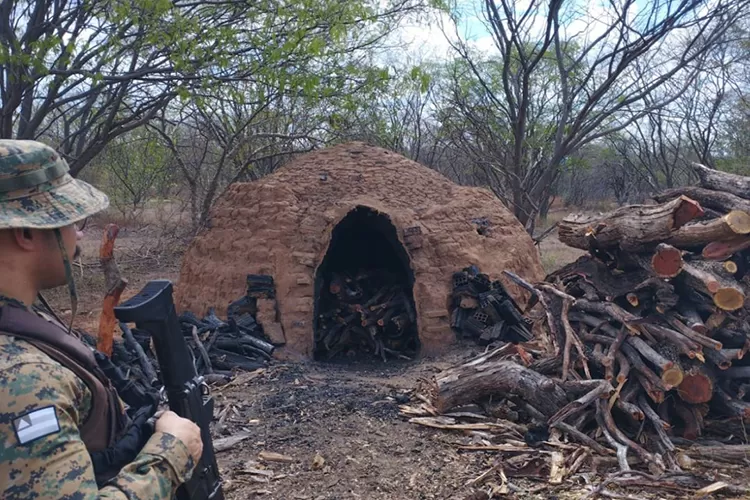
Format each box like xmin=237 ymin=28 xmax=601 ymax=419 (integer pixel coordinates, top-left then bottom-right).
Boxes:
xmin=406 ymin=166 xmax=750 ymax=481
xmin=315 ymin=269 xmax=418 ymax=361
xmin=105 ymin=274 xmax=280 ymax=385
xmin=449 ymin=265 xmax=533 ymax=345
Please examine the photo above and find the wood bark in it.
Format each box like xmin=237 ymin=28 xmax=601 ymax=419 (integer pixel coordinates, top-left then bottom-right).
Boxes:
xmin=427 ymin=356 xmax=568 ymax=416
xmin=558 ymin=196 xmax=703 ymax=252
xmin=667 ymin=211 xmax=750 ymax=249
xmin=675 ymin=301 xmax=707 ymax=334
xmin=654 ymin=186 xmax=750 ymax=214
xmin=692 ymin=162 xmax=750 ymax=200
xmin=679 ymin=261 xmax=745 ymax=311
xmin=96 ymin=224 xmax=127 ymax=357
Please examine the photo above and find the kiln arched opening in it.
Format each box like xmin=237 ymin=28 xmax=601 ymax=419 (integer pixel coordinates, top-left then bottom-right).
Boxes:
xmin=313 ymin=206 xmax=419 ymax=361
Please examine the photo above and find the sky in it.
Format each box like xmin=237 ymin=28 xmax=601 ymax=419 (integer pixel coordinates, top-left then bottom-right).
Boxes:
xmin=391 ymin=0 xmax=657 ymax=64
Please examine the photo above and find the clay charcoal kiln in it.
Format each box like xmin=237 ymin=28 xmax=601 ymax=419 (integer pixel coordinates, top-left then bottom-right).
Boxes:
xmin=176 ymin=142 xmax=544 ymax=360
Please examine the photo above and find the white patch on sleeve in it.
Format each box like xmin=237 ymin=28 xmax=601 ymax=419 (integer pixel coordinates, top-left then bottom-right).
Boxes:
xmin=13 ymin=406 xmax=60 ymax=444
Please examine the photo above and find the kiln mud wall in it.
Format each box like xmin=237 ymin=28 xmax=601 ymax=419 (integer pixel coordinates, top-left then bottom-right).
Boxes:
xmin=175 ymin=143 xmax=545 ymax=359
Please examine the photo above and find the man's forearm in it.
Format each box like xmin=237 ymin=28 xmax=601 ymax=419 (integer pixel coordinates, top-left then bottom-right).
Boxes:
xmin=101 ymin=432 xmax=195 ymax=499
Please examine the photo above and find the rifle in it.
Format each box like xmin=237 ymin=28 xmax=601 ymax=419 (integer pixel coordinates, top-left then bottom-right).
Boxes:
xmin=114 ymin=280 xmax=224 ymax=500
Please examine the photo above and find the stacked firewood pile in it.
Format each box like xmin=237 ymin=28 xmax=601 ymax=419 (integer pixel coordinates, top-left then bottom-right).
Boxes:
xmin=546 ymin=164 xmax=750 ymax=440
xmin=449 ymin=265 xmax=533 ymax=345
xmin=315 ymin=270 xmax=418 ymax=361
xmin=405 ymin=165 xmax=750 ymax=482
xmin=104 ymin=274 xmax=280 ymax=385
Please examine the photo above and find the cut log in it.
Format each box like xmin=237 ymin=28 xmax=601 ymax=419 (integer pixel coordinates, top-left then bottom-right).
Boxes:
xmin=677 ymin=361 xmax=715 ymax=404
xmin=654 ymin=342 xmax=685 ymax=387
xmin=97 ymin=224 xmax=127 ymax=357
xmin=722 ymin=366 xmax=750 ymax=379
xmin=675 ymin=302 xmax=707 ymax=334
xmin=712 ymin=386 xmax=750 ymax=420
xmin=692 ymin=162 xmax=750 ymax=200
xmin=425 ymin=354 xmax=568 ymax=416
xmin=654 ymin=186 xmax=750 ymax=214
xmin=665 ymin=314 xmax=722 ymax=351
xmin=667 ymin=211 xmax=750 ymax=250
xmin=705 ymin=311 xmax=727 ymax=331
xmin=625 ymin=336 xmax=683 ymax=387
xmin=558 ymin=196 xmax=703 ymax=252
xmin=703 ymin=348 xmax=734 ymax=370
xmin=684 ymin=445 xmax=750 ymax=463
xmin=703 ymin=235 xmax=750 ymax=261
xmin=649 ymin=243 xmax=684 ymax=278
xmin=679 ymin=261 xmax=745 ymax=311
xmin=722 ymin=260 xmax=738 ymax=275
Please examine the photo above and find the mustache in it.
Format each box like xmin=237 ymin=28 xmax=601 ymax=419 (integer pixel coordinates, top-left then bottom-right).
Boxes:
xmin=73 ymin=244 xmax=82 ymax=261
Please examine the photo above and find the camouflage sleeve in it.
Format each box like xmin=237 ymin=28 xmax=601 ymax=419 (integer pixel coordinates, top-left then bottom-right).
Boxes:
xmin=0 ymin=351 xmax=195 ymax=500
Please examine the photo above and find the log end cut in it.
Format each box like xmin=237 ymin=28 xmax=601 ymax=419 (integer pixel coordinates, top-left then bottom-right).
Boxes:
xmin=724 ymin=260 xmax=739 ymax=275
xmin=726 ymin=210 xmax=750 ymax=235
xmin=677 ymin=372 xmax=714 ymax=404
xmin=673 ymin=196 xmax=705 ymax=229
xmin=651 ymin=244 xmax=683 ymax=278
xmin=703 ymin=236 xmax=750 ymax=261
xmin=662 ymin=366 xmax=684 ymax=388
xmin=714 ymin=287 xmax=745 ymax=312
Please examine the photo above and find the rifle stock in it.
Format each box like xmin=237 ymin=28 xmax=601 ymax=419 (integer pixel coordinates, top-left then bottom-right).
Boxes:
xmin=115 ymin=280 xmax=224 ymax=500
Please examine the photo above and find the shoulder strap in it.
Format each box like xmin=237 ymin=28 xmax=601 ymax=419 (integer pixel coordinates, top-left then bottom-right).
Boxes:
xmin=0 ymin=305 xmax=97 ymax=369
xmin=0 ymin=306 xmax=118 ymax=451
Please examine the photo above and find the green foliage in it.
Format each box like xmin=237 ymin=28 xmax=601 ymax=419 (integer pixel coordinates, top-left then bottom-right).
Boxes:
xmin=96 ymin=131 xmax=175 ymax=218
xmin=2 ymin=0 xmax=429 ymax=174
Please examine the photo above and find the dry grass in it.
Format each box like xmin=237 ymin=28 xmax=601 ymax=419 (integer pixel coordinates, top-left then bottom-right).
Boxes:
xmin=535 ymin=207 xmax=587 ymax=274
xmin=538 ymin=232 xmax=585 ymax=274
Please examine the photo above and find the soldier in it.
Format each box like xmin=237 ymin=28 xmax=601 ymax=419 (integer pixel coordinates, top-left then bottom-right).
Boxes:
xmin=0 ymin=140 xmax=203 ymax=498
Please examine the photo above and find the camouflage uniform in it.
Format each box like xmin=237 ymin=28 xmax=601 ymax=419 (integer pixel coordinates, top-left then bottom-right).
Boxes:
xmin=0 ymin=140 xmax=195 ymax=498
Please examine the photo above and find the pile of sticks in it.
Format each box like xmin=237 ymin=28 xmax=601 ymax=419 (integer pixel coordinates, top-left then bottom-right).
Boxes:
xmin=449 ymin=266 xmax=533 ymax=345
xmin=315 ymin=270 xmax=418 ymax=361
xmin=415 ymin=165 xmax=750 ymax=476
xmin=551 ymin=164 xmax=750 ymax=435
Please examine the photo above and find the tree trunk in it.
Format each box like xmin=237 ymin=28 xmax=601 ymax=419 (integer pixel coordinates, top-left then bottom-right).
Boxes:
xmin=654 ymin=186 xmax=750 ymax=214
xmin=692 ymin=163 xmax=750 ymax=200
xmin=425 ymin=356 xmax=568 ymax=416
xmin=680 ymin=261 xmax=746 ymax=311
xmin=558 ymin=196 xmax=703 ymax=252
xmin=666 ymin=211 xmax=750 ymax=249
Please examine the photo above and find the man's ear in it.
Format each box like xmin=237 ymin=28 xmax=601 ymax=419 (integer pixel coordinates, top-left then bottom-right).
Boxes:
xmin=12 ymin=227 xmax=37 ymax=251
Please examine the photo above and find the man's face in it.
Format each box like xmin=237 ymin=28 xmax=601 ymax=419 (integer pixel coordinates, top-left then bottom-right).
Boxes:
xmin=36 ymin=223 xmax=82 ymax=289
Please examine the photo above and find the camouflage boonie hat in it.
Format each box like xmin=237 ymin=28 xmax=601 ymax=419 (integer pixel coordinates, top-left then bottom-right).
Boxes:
xmin=0 ymin=140 xmax=108 ymax=229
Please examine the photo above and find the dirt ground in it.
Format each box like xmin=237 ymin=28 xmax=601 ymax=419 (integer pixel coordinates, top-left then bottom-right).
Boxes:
xmin=43 ymin=215 xmax=750 ymax=500
xmin=212 ymin=352 xmax=498 ymax=500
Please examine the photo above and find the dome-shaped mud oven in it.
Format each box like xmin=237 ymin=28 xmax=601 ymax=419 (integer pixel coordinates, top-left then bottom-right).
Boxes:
xmin=175 ymin=142 xmax=545 ymax=360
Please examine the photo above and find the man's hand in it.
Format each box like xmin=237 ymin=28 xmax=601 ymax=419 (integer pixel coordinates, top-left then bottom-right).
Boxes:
xmin=155 ymin=411 xmax=203 ymax=463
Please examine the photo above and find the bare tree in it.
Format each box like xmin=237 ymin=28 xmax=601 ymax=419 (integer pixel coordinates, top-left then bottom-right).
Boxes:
xmin=439 ymin=0 xmax=748 ymax=233
xmin=152 ymin=90 xmax=322 ymax=230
